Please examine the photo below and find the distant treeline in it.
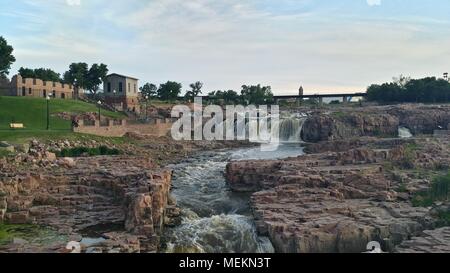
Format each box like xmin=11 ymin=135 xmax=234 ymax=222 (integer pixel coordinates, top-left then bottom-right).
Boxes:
xmin=367 ymin=75 xmax=450 ymax=103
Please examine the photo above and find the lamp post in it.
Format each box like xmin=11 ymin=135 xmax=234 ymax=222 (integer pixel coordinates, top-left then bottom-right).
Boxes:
xmin=74 ymin=78 xmax=78 ymax=99
xmin=145 ymin=95 xmax=149 ymax=121
xmin=97 ymin=100 xmax=102 ymax=121
xmin=46 ymin=95 xmax=51 ymax=130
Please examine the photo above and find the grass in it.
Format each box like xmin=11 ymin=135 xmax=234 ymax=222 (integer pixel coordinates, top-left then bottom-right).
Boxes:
xmin=0 ymin=224 xmax=67 ymax=246
xmin=412 ymin=172 xmax=450 ymax=207
xmin=0 ymin=96 xmax=128 ymax=145
xmin=0 ymin=96 xmax=124 ymax=131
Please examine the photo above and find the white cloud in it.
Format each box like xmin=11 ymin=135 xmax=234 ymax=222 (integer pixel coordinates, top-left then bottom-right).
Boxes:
xmin=367 ymin=0 xmax=381 ymax=6
xmin=66 ymin=0 xmax=81 ymax=6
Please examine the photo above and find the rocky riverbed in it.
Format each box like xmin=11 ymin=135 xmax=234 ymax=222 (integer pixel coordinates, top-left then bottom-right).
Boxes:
xmin=1 ymin=103 xmax=450 ymax=253
xmin=226 ymin=123 xmax=450 ymax=252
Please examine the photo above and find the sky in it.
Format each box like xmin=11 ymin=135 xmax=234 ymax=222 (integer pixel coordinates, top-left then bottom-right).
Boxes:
xmin=1 ymin=0 xmax=450 ymax=95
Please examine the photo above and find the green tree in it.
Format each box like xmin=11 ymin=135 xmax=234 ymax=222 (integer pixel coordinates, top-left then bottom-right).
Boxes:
xmin=86 ymin=63 xmax=108 ymax=94
xmin=208 ymin=90 xmax=240 ymax=104
xmin=367 ymin=76 xmax=450 ymax=103
xmin=18 ymin=67 xmax=35 ymax=79
xmin=63 ymin=62 xmax=89 ymax=89
xmin=184 ymin=81 xmax=203 ymax=101
xmin=19 ymin=67 xmax=61 ymax=82
xmin=0 ymin=36 xmax=16 ymax=77
xmin=241 ymin=84 xmax=274 ymax=105
xmin=157 ymin=81 xmax=182 ymax=101
xmin=140 ymin=83 xmax=158 ymax=99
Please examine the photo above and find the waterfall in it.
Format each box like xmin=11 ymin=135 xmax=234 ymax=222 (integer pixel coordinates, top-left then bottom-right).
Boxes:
xmin=278 ymin=117 xmax=306 ymax=143
xmin=398 ymin=127 xmax=413 ymax=138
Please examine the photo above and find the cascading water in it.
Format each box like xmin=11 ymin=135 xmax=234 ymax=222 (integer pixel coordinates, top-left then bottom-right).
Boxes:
xmin=162 ymin=145 xmax=305 ymax=253
xmin=278 ymin=117 xmax=306 ymax=142
xmin=398 ymin=127 xmax=413 ymax=138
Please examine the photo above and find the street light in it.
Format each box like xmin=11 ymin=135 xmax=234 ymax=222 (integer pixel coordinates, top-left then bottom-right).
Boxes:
xmin=74 ymin=78 xmax=78 ymax=99
xmin=46 ymin=95 xmax=51 ymax=130
xmin=97 ymin=100 xmax=102 ymax=121
xmin=145 ymin=95 xmax=149 ymax=121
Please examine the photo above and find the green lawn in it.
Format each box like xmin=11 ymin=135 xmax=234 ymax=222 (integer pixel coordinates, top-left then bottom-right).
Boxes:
xmin=0 ymin=96 xmax=127 ymax=144
xmin=0 ymin=96 xmax=124 ymax=131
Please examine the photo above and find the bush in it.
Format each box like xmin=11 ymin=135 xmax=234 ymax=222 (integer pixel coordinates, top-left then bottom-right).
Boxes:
xmin=412 ymin=172 xmax=450 ymax=207
xmin=55 ymin=145 xmax=120 ymax=157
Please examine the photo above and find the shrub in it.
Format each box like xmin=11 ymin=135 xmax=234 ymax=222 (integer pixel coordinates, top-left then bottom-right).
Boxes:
xmin=55 ymin=146 xmax=121 ymax=157
xmin=412 ymin=172 xmax=450 ymax=207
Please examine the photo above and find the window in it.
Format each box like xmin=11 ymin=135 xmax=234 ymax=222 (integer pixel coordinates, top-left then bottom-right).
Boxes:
xmin=119 ymin=82 xmax=123 ymax=92
xmin=22 ymin=78 xmax=26 ymax=84
xmin=22 ymin=87 xmax=26 ymax=96
xmin=43 ymin=90 xmax=46 ymax=98
xmin=33 ymin=79 xmax=36 ymax=85
xmin=29 ymin=88 xmax=32 ymax=95
xmin=128 ymin=83 xmax=131 ymax=93
xmin=53 ymin=82 xmax=56 ymax=87
xmin=52 ymin=90 xmax=56 ymax=98
xmin=43 ymin=81 xmax=47 ymax=86
xmin=107 ymin=82 xmax=111 ymax=93
xmin=134 ymin=84 xmax=136 ymax=93
xmin=62 ymin=83 xmax=65 ymax=88
xmin=61 ymin=93 xmax=65 ymax=99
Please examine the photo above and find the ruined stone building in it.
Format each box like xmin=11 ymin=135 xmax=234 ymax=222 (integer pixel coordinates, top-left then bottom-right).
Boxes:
xmin=0 ymin=74 xmax=78 ymax=99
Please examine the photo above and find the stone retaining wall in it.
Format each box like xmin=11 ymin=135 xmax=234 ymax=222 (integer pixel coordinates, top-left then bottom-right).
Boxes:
xmin=73 ymin=118 xmax=173 ymax=137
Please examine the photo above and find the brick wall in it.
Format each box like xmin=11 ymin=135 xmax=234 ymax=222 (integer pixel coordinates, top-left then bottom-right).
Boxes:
xmin=73 ymin=118 xmax=173 ymax=137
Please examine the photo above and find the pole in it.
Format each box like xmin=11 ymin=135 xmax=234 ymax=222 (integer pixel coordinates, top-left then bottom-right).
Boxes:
xmin=46 ymin=98 xmax=50 ymax=130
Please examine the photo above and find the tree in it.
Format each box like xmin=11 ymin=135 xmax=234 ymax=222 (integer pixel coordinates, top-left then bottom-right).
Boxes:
xmin=86 ymin=63 xmax=108 ymax=94
xmin=366 ymin=76 xmax=450 ymax=103
xmin=19 ymin=67 xmax=61 ymax=82
xmin=63 ymin=62 xmax=89 ymax=89
xmin=0 ymin=36 xmax=16 ymax=77
xmin=63 ymin=63 xmax=108 ymax=94
xmin=208 ymin=90 xmax=240 ymax=104
xmin=18 ymin=67 xmax=35 ymax=79
xmin=184 ymin=81 xmax=203 ymax=101
xmin=140 ymin=83 xmax=158 ymax=99
xmin=241 ymin=84 xmax=274 ymax=105
xmin=157 ymin=81 xmax=182 ymax=101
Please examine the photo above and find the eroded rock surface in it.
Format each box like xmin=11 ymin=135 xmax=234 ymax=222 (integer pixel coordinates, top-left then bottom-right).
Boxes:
xmin=0 ymin=154 xmax=176 ymax=253
xmin=226 ymin=138 xmax=450 ymax=253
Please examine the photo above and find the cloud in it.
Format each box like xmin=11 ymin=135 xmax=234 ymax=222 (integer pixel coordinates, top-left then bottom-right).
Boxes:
xmin=66 ymin=0 xmax=81 ymax=6
xmin=367 ymin=0 xmax=381 ymax=6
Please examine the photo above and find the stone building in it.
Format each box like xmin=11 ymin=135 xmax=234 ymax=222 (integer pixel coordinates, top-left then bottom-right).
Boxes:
xmin=0 ymin=74 xmax=77 ymax=99
xmin=103 ymin=73 xmax=140 ymax=113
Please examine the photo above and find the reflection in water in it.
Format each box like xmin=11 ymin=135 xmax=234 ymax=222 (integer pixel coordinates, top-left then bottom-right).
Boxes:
xmin=163 ymin=144 xmax=304 ymax=253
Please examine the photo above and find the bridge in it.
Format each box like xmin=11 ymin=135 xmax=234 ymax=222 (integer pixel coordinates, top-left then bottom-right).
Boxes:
xmin=193 ymin=92 xmax=367 ymax=103
xmin=273 ymin=92 xmax=367 ymax=103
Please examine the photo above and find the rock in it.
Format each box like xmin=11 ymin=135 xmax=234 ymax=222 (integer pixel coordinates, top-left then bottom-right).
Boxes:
xmin=302 ymin=113 xmax=399 ymax=142
xmin=44 ymin=152 xmax=56 ymax=161
xmin=395 ymin=227 xmax=450 ymax=253
xmin=0 ymin=146 xmax=15 ymax=153
xmin=57 ymin=157 xmax=76 ymax=168
xmin=225 ymin=141 xmax=444 ymax=253
xmin=0 ymin=141 xmax=12 ymax=148
xmin=14 ymin=144 xmax=30 ymax=153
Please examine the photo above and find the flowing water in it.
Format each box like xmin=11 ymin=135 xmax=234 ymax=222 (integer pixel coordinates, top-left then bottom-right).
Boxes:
xmin=398 ymin=127 xmax=413 ymax=138
xmin=162 ymin=118 xmax=305 ymax=253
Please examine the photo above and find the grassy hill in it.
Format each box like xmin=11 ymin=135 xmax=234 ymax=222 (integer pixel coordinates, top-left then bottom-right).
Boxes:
xmin=0 ymin=96 xmax=126 ymax=143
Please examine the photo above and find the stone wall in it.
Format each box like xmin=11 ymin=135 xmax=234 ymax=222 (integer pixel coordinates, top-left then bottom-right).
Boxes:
xmin=5 ymin=74 xmax=77 ymax=99
xmin=73 ymin=118 xmax=173 ymax=137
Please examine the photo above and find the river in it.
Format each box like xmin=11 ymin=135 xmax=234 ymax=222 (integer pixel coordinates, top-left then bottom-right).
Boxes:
xmin=162 ymin=143 xmax=305 ymax=253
